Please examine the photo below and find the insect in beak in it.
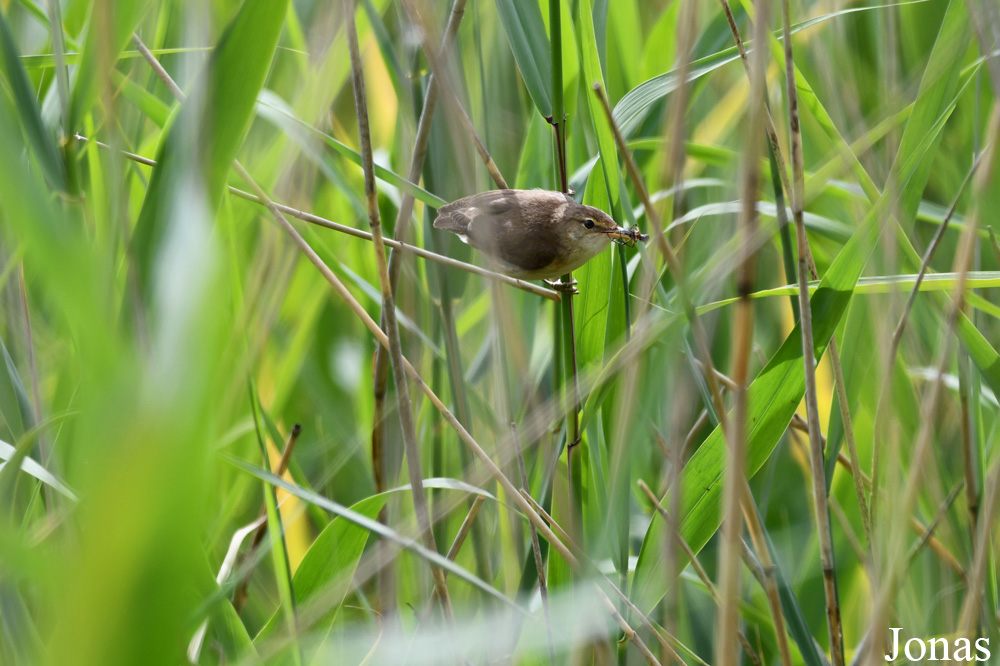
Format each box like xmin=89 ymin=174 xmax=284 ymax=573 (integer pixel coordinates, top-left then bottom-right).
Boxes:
xmin=606 ymin=225 xmax=649 ymax=247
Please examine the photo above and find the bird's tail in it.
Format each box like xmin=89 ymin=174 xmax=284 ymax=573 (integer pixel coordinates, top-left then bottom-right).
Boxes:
xmin=432 ymin=205 xmax=471 ymax=236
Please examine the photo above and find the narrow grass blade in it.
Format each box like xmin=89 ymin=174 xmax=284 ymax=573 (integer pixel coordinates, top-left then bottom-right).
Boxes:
xmin=0 ymin=335 xmax=33 ymax=440
xmin=250 ymin=384 xmax=302 ymax=666
xmin=0 ymin=436 xmax=76 ymax=500
xmin=67 ymin=1 xmax=154 ymax=133
xmin=226 ymin=455 xmax=522 ymax=612
xmin=695 ymin=272 xmax=1000 ymax=315
xmin=132 ymin=0 xmax=289 ymax=297
xmin=612 ymin=1 xmax=930 ymax=138
xmin=255 ymin=478 xmax=496 ymax=644
xmin=0 ymin=10 xmax=65 ymax=189
xmin=494 ymin=0 xmax=552 ymax=118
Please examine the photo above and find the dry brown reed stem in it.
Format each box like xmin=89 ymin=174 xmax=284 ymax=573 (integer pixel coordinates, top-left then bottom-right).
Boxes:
xmin=400 ymin=0 xmax=508 ymax=190
xmin=234 ymin=423 xmax=303 ymax=613
xmin=958 ymin=346 xmax=978 ymax=543
xmin=686 ymin=372 xmax=792 ymax=666
xmin=779 ymin=0 xmax=843 ymax=662
xmin=663 ymin=0 xmax=698 ymax=233
xmin=638 ymin=482 xmax=765 ymax=666
xmin=830 ymin=337 xmax=871 ymax=550
xmin=737 ymin=479 xmax=793 ymax=666
xmin=596 ymin=593 xmax=663 ymax=666
xmin=679 ymin=409 xmax=710 ymax=462
xmin=960 ymin=463 xmax=1000 ymax=634
xmin=736 ymin=535 xmax=803 ymax=666
xmin=72 ymin=136 xmax=559 ymax=302
xmin=343 ymin=0 xmax=456 ymax=624
xmin=718 ymin=0 xmax=767 ymax=657
xmin=372 ymin=0 xmax=469 ymax=496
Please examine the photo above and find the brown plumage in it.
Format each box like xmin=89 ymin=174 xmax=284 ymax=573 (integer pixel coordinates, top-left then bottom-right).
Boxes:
xmin=434 ymin=189 xmax=641 ymax=280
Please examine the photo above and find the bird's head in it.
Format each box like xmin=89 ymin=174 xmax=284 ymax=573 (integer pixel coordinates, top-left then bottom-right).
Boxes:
xmin=557 ymin=203 xmax=646 ymax=256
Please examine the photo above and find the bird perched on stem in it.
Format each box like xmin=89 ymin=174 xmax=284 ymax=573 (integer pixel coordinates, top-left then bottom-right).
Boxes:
xmin=433 ymin=189 xmax=647 ymax=293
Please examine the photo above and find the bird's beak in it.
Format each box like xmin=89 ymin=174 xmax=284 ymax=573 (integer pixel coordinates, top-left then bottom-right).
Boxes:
xmin=605 ymin=226 xmax=650 ymax=243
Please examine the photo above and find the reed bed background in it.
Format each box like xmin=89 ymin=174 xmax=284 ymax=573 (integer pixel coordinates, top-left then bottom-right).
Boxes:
xmin=0 ymin=0 xmax=997 ymax=664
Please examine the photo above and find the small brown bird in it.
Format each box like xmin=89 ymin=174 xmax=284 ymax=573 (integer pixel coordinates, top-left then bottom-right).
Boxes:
xmin=434 ymin=189 xmax=647 ymax=290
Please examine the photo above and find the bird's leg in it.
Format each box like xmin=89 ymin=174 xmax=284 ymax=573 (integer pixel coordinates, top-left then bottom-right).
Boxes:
xmin=544 ymin=278 xmax=579 ymax=295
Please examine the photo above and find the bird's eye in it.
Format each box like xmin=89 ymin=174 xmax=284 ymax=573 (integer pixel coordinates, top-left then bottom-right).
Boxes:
xmin=583 ymin=218 xmax=595 ymax=229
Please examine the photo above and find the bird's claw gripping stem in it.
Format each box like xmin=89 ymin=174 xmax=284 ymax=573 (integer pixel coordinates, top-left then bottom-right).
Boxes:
xmin=544 ymin=278 xmax=579 ymax=295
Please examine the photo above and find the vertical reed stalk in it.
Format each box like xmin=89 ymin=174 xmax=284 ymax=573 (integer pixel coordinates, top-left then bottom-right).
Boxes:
xmin=549 ymin=0 xmax=582 ymax=544
xmin=343 ymin=0 xmax=456 ymax=623
xmin=371 ymin=0 xmax=467 ymax=495
xmin=717 ymin=0 xmax=767 ymax=661
xmin=780 ymin=0 xmax=844 ymax=662
xmin=658 ymin=2 xmax=698 ymax=659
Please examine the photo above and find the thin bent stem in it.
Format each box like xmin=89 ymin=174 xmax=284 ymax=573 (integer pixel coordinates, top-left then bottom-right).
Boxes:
xmin=423 ymin=494 xmax=486 ymax=615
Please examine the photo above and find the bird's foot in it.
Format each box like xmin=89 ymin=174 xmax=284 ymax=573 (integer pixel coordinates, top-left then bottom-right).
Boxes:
xmin=544 ymin=278 xmax=579 ymax=295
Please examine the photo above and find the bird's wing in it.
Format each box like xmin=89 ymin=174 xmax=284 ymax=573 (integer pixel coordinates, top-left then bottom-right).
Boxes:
xmin=434 ymin=190 xmax=516 ymax=237
xmin=465 ymin=203 xmax=562 ymax=273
